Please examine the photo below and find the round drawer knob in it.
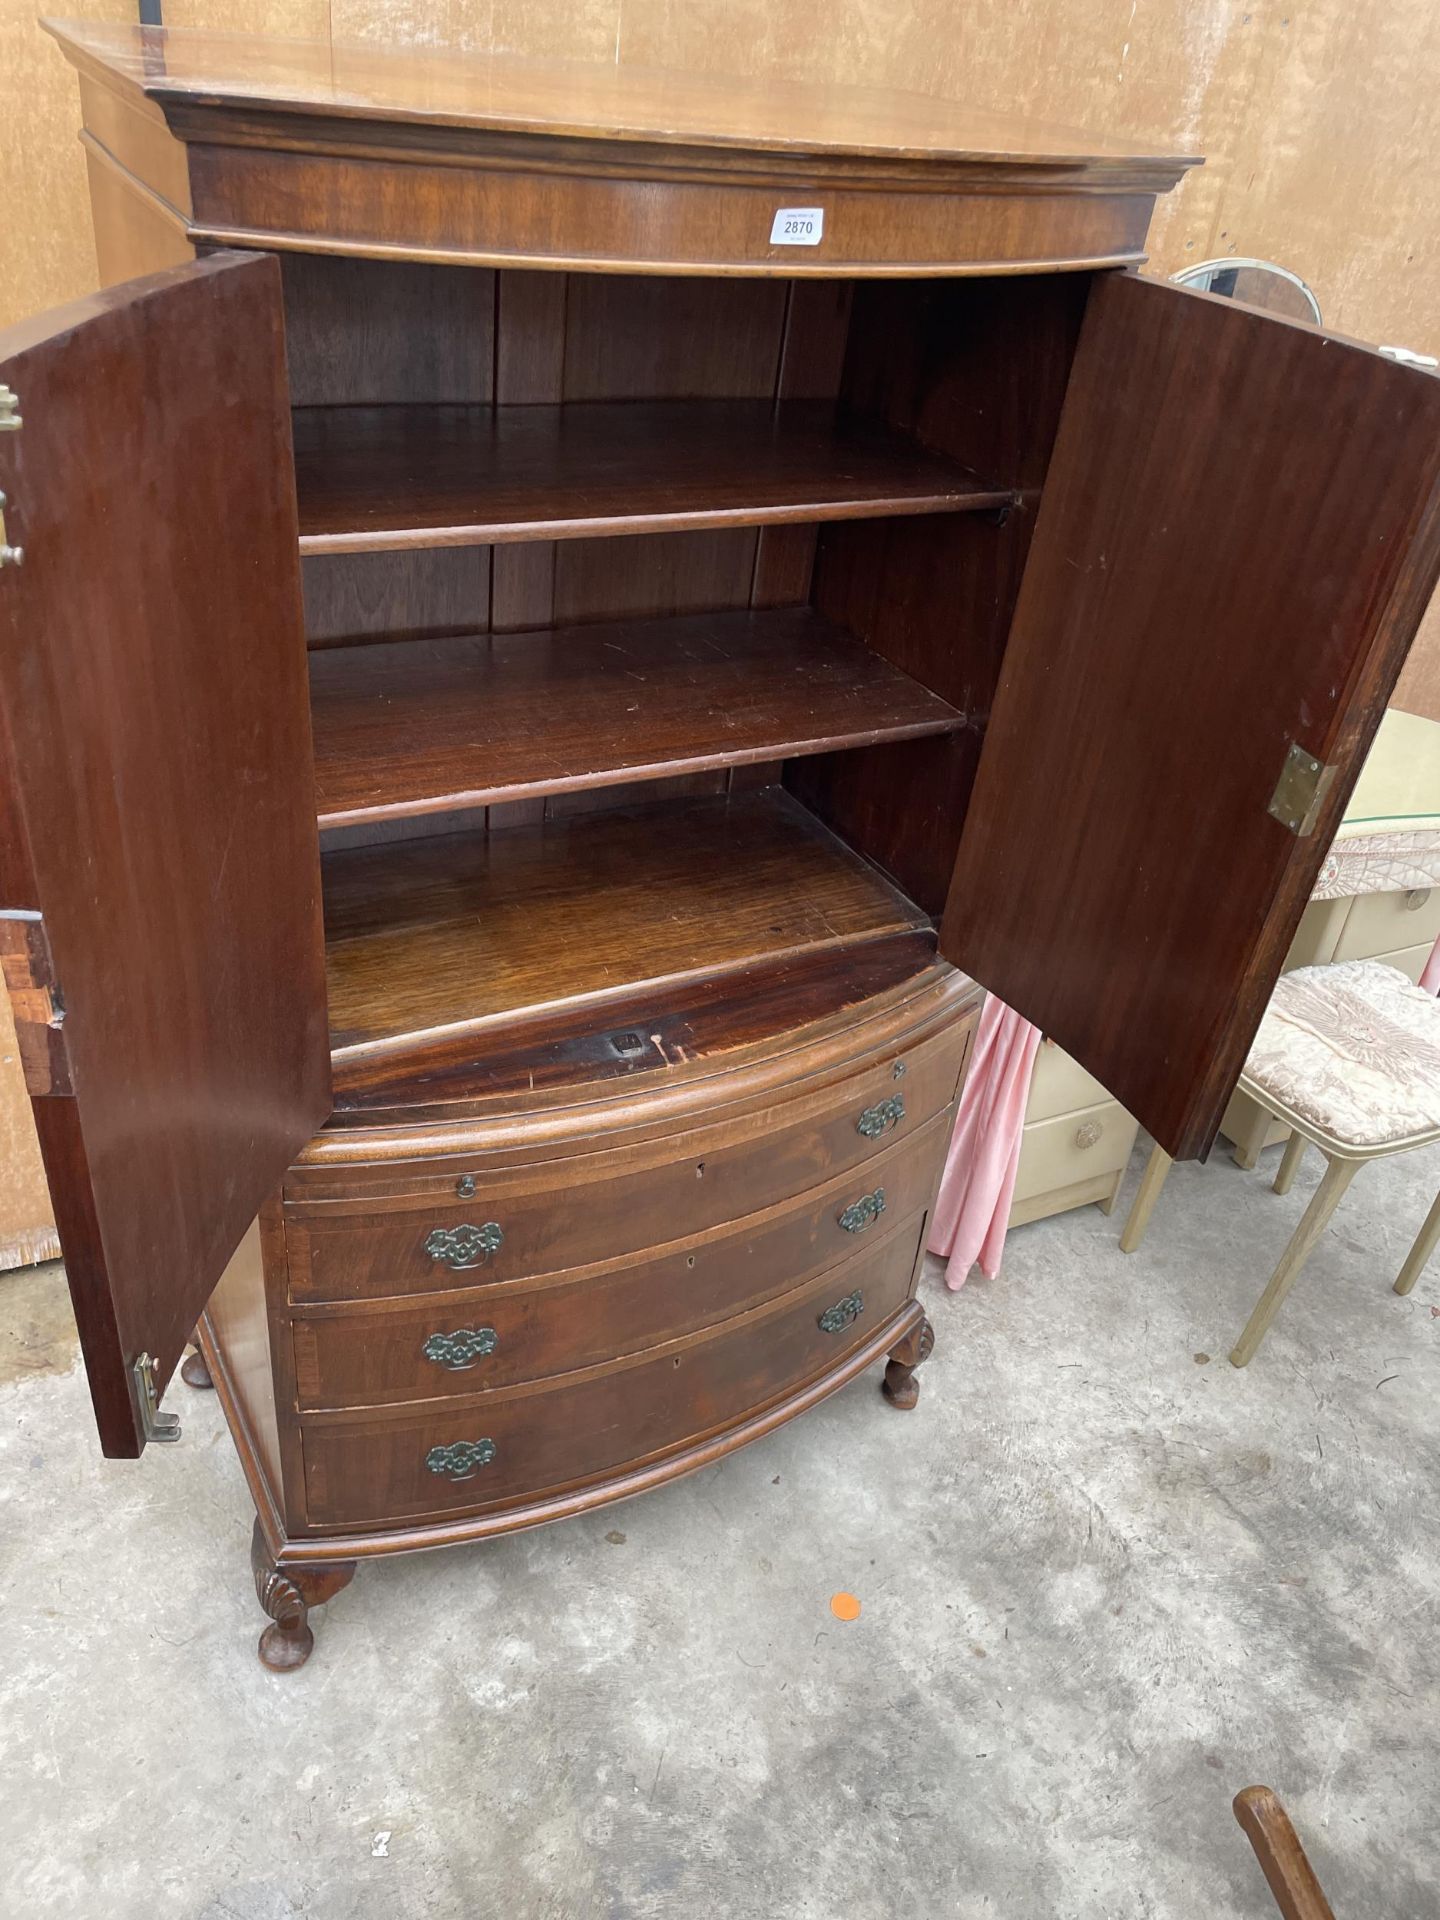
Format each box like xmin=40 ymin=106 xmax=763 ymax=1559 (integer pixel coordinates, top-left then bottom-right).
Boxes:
xmin=1404 ymin=888 xmax=1432 ymax=912
xmin=1074 ymin=1120 xmax=1104 ymax=1151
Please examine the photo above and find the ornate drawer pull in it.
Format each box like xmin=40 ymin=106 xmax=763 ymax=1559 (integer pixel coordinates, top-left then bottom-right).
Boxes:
xmin=818 ymin=1287 xmax=865 ymax=1334
xmin=422 ymin=1326 xmax=498 ymax=1371
xmin=424 ymin=1222 xmax=503 ymax=1270
xmin=838 ymin=1188 xmax=885 ymax=1234
xmin=1074 ymin=1120 xmax=1104 ymax=1150
xmin=856 ymin=1093 xmax=905 ymax=1138
xmin=425 ymin=1438 xmax=497 ymax=1482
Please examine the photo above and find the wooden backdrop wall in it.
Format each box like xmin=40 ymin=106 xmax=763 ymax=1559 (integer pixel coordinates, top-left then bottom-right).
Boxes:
xmin=0 ymin=0 xmax=1438 ymax=1261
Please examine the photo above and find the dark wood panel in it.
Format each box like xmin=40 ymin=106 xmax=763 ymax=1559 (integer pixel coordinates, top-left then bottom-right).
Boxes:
xmin=560 ymin=274 xmax=788 ymax=399
xmin=551 ymin=528 xmax=759 ymax=626
xmin=793 ymin=274 xmax=1089 ymax=912
xmin=308 ymin=607 xmax=963 ymax=826
xmin=300 ymin=1220 xmax=926 ymax=1527
xmin=943 ymin=273 xmax=1440 ymax=1160
xmin=279 ymin=252 xmax=495 ymax=406
xmin=0 ymin=256 xmax=330 ymax=1456
xmin=322 ymin=788 xmax=929 ymax=1059
xmin=301 ymin=548 xmax=491 ymax=648
xmin=330 ymin=932 xmax=944 ymax=1117
xmin=292 ymin=400 xmax=1011 ymax=554
xmin=289 ymin=1094 xmax=950 ymax=1320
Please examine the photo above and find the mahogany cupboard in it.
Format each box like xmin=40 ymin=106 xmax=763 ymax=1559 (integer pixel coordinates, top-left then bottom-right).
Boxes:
xmin=4 ymin=20 xmax=1440 ymax=1670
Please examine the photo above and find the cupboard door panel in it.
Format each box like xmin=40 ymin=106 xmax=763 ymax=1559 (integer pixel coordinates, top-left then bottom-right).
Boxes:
xmin=940 ymin=272 xmax=1440 ymax=1160
xmin=0 ymin=256 xmax=330 ymax=1456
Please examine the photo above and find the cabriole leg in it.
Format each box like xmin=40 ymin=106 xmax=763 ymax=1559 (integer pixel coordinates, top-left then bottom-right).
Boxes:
xmin=882 ymin=1314 xmax=934 ymax=1410
xmin=251 ymin=1518 xmax=356 ymax=1673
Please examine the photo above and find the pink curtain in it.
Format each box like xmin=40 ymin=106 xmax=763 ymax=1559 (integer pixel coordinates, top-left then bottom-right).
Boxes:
xmin=927 ymin=995 xmax=1041 ymax=1288
xmin=1422 ymin=927 xmax=1440 ymax=994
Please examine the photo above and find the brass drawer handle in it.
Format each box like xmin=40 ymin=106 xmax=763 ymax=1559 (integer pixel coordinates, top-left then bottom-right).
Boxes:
xmin=425 ymin=1438 xmax=497 ymax=1482
xmin=423 ymin=1326 xmax=498 ymax=1371
xmin=838 ymin=1188 xmax=885 ymax=1234
xmin=856 ymin=1093 xmax=905 ymax=1138
xmin=818 ymin=1287 xmax=864 ymax=1334
xmin=424 ymin=1222 xmax=503 ymax=1270
xmin=1074 ymin=1120 xmax=1104 ymax=1151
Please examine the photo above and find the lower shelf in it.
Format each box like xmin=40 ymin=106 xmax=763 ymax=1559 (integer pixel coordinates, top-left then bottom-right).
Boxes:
xmin=323 ymin=786 xmax=929 ymax=1062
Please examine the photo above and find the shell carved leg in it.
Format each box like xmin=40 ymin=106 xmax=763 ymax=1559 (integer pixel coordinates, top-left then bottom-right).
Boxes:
xmin=882 ymin=1314 xmax=935 ymax=1411
xmin=180 ymin=1325 xmax=213 ymax=1390
xmin=251 ymin=1518 xmax=356 ymax=1673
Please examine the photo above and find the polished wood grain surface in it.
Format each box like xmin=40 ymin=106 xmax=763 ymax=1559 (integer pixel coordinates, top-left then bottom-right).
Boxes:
xmin=287 ymin=1032 xmax=961 ymax=1297
xmin=291 ymin=1116 xmax=949 ymax=1407
xmin=299 ymin=1216 xmax=926 ymax=1527
xmin=45 ymin=19 xmax=1197 ymax=176
xmin=323 ymin=788 xmax=928 ymax=1059
xmin=0 ymin=255 xmax=330 ymax=1456
xmin=308 ymin=608 xmax=963 ymax=826
xmin=292 ymin=400 xmax=1008 ymax=554
xmin=942 ymin=273 xmax=1440 ymax=1160
xmin=329 ymin=933 xmax=945 ymax=1118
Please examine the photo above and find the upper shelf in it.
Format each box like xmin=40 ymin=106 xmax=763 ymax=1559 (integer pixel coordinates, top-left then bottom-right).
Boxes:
xmin=309 ymin=605 xmax=964 ymax=827
xmin=291 ymin=401 xmax=1013 ymax=554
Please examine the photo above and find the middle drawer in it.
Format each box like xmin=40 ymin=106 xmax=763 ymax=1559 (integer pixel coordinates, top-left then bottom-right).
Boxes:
xmin=290 ymin=1110 xmax=948 ymax=1411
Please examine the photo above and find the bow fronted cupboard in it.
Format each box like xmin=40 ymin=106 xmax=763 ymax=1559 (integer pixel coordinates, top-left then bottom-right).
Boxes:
xmin=5 ymin=19 xmax=1440 ymax=1667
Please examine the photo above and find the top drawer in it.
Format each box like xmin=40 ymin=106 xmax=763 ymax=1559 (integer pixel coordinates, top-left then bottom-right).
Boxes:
xmin=1332 ymin=885 xmax=1440 ymax=964
xmin=286 ymin=1022 xmax=969 ymax=1303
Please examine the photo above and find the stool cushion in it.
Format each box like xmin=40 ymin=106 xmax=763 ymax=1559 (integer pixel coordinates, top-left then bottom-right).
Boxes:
xmin=1243 ymin=960 xmax=1440 ymax=1149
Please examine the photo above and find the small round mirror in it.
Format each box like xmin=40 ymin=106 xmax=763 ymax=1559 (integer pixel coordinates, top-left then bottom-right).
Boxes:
xmin=1171 ymin=257 xmax=1322 ymax=325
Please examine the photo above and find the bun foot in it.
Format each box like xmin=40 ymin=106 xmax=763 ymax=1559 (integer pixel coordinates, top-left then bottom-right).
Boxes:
xmin=882 ymin=1314 xmax=935 ymax=1411
xmin=181 ymin=1335 xmax=213 ymax=1390
xmin=251 ymin=1518 xmax=356 ymax=1673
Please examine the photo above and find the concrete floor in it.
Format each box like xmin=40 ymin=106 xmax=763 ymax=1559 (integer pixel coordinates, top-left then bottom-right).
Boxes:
xmin=2 ymin=1132 xmax=1439 ymax=1919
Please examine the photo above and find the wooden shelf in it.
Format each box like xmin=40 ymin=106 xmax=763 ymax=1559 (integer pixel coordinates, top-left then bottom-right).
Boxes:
xmin=308 ymin=606 xmax=964 ymax=827
xmin=323 ymin=788 xmax=929 ymax=1060
xmin=292 ymin=400 xmax=1012 ymax=554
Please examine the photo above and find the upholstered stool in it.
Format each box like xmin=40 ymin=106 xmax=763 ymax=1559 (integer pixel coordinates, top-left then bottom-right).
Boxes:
xmin=1119 ymin=960 xmax=1440 ymax=1365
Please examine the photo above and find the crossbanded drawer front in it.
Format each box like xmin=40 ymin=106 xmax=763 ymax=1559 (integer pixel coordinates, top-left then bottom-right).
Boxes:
xmin=286 ymin=1029 xmax=965 ymax=1304
xmin=291 ymin=1112 xmax=949 ymax=1410
xmin=300 ymin=1214 xmax=926 ymax=1527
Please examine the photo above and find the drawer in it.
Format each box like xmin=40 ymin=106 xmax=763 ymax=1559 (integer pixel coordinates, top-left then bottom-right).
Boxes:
xmin=301 ymin=1213 xmax=927 ymax=1527
xmin=1012 ymin=1098 xmax=1136 ymax=1208
xmin=286 ymin=1026 xmax=966 ymax=1303
xmin=1026 ymin=1041 xmax=1110 ymax=1122
xmin=291 ymin=1111 xmax=949 ymax=1410
xmin=1333 ymin=886 xmax=1440 ymax=963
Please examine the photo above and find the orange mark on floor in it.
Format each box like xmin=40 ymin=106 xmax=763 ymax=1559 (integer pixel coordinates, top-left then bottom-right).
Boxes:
xmin=830 ymin=1591 xmax=862 ymax=1622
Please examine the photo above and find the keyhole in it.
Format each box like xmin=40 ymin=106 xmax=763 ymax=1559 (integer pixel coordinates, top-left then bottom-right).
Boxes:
xmin=695 ymin=1162 xmax=705 ymax=1179
xmin=686 ymin=1255 xmax=695 ymax=1268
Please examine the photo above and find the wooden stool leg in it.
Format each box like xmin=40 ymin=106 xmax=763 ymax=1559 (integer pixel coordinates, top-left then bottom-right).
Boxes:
xmin=1230 ymin=1155 xmax=1359 ymax=1367
xmin=1119 ymin=1143 xmax=1172 ymax=1254
xmin=1273 ymin=1130 xmax=1307 ymax=1197
xmin=1394 ymin=1186 xmax=1440 ymax=1297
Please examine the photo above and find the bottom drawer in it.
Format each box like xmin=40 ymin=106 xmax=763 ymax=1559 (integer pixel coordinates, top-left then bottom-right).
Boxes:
xmin=301 ymin=1213 xmax=927 ymax=1528
xmin=1012 ymin=1099 xmax=1136 ymax=1207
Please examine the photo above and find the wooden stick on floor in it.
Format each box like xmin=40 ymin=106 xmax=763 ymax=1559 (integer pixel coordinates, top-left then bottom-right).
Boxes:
xmin=1233 ymin=1786 xmax=1336 ymax=1920
xmin=1230 ymin=1156 xmax=1359 ymax=1367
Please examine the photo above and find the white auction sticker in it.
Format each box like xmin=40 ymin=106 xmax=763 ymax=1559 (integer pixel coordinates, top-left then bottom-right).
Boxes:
xmin=769 ymin=207 xmax=824 ymax=246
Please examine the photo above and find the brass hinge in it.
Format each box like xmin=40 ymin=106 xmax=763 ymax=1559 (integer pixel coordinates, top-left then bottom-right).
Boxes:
xmin=0 ymin=912 xmax=72 ymax=1095
xmin=0 ymin=385 xmax=20 ymax=431
xmin=1267 ymin=741 xmax=1338 ymax=838
xmin=132 ymin=1353 xmax=182 ymax=1445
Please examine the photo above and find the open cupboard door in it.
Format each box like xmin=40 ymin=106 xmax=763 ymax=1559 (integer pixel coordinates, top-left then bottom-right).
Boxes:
xmin=940 ymin=272 xmax=1440 ymax=1161
xmin=0 ymin=256 xmax=330 ymax=1456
